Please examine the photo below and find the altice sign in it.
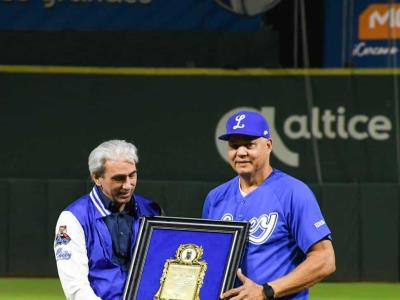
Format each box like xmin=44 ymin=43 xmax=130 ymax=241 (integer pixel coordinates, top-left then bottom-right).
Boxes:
xmin=215 ymin=107 xmax=392 ymax=167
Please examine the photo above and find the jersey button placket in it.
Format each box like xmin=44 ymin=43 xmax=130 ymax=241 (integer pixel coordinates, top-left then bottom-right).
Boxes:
xmin=237 ymin=198 xmax=245 ymax=220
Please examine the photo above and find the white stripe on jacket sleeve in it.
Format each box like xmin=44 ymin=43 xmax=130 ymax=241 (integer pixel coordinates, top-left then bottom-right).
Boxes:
xmin=54 ymin=211 xmax=101 ymax=300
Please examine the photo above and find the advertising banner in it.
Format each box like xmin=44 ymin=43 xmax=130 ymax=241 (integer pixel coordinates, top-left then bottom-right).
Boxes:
xmin=1 ymin=69 xmax=398 ymax=183
xmin=324 ymin=0 xmax=400 ymax=67
xmin=0 ymin=0 xmax=262 ymax=31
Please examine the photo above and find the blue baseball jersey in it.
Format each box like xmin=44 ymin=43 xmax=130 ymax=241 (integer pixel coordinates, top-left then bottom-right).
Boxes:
xmin=202 ymin=169 xmax=331 ymax=300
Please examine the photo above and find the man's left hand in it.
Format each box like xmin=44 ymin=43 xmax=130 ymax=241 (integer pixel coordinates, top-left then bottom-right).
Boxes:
xmin=221 ymin=269 xmax=265 ymax=300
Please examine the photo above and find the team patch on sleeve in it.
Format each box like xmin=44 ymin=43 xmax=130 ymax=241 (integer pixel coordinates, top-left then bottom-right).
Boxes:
xmin=54 ymin=225 xmax=71 ymax=247
xmin=55 ymin=248 xmax=72 ymax=260
xmin=314 ymin=219 xmax=326 ymax=228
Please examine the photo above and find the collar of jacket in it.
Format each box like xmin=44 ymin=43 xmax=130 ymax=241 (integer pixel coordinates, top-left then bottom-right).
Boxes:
xmin=89 ymin=186 xmax=138 ymax=219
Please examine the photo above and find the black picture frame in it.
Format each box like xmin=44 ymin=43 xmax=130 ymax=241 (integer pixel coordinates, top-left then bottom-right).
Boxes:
xmin=123 ymin=216 xmax=249 ymax=300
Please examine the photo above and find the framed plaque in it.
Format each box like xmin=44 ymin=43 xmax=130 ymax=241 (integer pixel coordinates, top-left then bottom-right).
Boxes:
xmin=123 ymin=216 xmax=249 ymax=300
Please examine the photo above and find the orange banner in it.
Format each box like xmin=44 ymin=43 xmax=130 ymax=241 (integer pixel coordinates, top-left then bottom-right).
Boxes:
xmin=359 ymin=4 xmax=400 ymax=40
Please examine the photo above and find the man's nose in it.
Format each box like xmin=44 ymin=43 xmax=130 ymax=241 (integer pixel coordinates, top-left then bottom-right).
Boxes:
xmin=236 ymin=145 xmax=247 ymax=156
xmin=122 ymin=177 xmax=132 ymax=189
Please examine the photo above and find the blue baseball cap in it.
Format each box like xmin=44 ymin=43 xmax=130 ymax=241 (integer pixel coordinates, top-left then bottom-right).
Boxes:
xmin=218 ymin=111 xmax=270 ymax=141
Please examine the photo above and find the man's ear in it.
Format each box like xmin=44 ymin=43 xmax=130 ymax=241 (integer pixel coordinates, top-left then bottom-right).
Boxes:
xmin=265 ymin=138 xmax=272 ymax=150
xmin=92 ymin=174 xmax=101 ymax=186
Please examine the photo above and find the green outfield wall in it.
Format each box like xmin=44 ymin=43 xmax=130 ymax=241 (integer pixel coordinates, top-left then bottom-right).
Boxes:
xmin=0 ymin=67 xmax=399 ymax=281
xmin=0 ymin=179 xmax=398 ymax=281
xmin=1 ymin=67 xmax=399 ymax=183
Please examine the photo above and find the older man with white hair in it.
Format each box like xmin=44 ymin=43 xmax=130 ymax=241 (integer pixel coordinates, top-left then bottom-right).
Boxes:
xmin=54 ymin=140 xmax=162 ymax=300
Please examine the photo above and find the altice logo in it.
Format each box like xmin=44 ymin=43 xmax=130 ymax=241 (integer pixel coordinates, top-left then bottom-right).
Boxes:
xmin=215 ymin=106 xmax=392 ymax=167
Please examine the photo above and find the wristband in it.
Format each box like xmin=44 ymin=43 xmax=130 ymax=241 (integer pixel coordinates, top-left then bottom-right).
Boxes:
xmin=263 ymin=283 xmax=275 ymax=300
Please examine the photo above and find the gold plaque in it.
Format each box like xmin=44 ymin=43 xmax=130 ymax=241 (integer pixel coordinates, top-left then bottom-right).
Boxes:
xmin=154 ymin=244 xmax=207 ymax=300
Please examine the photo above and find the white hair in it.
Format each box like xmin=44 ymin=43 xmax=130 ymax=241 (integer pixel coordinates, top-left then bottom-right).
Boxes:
xmin=88 ymin=139 xmax=139 ymax=176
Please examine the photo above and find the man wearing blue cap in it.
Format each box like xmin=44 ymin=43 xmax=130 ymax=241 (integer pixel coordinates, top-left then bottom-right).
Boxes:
xmin=202 ymin=111 xmax=335 ymax=300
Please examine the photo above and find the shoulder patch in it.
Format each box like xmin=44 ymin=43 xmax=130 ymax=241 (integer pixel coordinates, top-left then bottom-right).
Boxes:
xmin=54 ymin=225 xmax=71 ymax=247
xmin=314 ymin=219 xmax=326 ymax=228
